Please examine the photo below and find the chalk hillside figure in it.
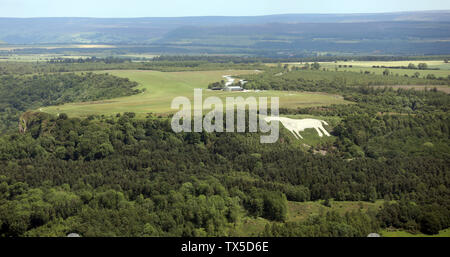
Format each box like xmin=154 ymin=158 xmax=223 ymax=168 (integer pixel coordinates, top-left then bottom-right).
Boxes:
xmin=264 ymin=117 xmax=331 ymax=140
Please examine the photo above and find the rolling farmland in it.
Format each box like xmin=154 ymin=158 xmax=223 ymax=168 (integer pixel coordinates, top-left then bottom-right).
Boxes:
xmin=41 ymin=70 xmax=349 ymax=117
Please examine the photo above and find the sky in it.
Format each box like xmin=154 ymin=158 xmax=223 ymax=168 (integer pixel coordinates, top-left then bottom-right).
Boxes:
xmin=0 ymin=0 xmax=449 ymax=18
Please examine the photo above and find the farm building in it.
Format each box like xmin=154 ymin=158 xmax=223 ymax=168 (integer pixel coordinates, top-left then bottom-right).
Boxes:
xmin=224 ymin=86 xmax=243 ymax=91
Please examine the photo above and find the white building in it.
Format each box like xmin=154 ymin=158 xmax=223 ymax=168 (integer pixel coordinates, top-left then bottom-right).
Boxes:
xmin=224 ymin=86 xmax=243 ymax=92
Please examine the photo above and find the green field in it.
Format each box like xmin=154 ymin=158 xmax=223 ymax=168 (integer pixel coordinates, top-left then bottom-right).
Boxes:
xmin=319 ymin=60 xmax=450 ymax=78
xmin=281 ymin=60 xmax=450 ymax=79
xmin=232 ymin=200 xmax=385 ymax=236
xmin=41 ymin=70 xmax=349 ymax=117
xmin=286 ymin=200 xmax=384 ymax=223
xmin=233 ymin=200 xmax=450 ymax=237
xmin=381 ymin=228 xmax=450 ymax=237
xmin=328 ymin=66 xmax=450 ymax=78
xmin=323 ymin=60 xmax=450 ymax=70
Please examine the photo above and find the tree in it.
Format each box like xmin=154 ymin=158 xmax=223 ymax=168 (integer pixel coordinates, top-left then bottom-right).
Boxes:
xmin=58 ymin=113 xmax=68 ymax=120
xmin=407 ymin=63 xmax=416 ymax=69
xmin=420 ymin=213 xmax=441 ymax=235
xmin=418 ymin=63 xmax=428 ymax=70
xmin=426 ymin=74 xmax=436 ymax=80
xmin=263 ymin=192 xmax=288 ymax=222
xmin=323 ymin=198 xmax=331 ymax=207
xmin=312 ymin=62 xmax=320 ymax=70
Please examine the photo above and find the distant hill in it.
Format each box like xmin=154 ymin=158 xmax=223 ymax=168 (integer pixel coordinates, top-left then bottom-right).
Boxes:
xmin=1 ymin=11 xmax=450 ymax=56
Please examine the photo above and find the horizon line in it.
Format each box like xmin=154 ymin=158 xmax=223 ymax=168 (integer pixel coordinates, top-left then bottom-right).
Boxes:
xmin=0 ymin=9 xmax=449 ymax=19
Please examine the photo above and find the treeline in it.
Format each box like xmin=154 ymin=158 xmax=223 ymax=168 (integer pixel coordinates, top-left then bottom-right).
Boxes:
xmin=48 ymin=56 xmax=132 ymax=64
xmin=137 ymin=60 xmax=263 ymax=72
xmin=0 ymin=60 xmax=265 ymax=76
xmin=154 ymin=55 xmax=450 ymax=63
xmin=0 ymin=62 xmax=145 ymax=75
xmin=0 ymin=72 xmax=141 ymax=132
xmin=372 ymin=63 xmax=439 ymax=70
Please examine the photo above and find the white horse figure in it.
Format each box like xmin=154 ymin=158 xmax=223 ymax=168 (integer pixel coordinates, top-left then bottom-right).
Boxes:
xmin=264 ymin=117 xmax=330 ymax=140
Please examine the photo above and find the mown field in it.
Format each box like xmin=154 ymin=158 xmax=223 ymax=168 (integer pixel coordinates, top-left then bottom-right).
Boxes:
xmin=41 ymin=70 xmax=349 ymax=117
xmin=323 ymin=60 xmax=450 ymax=70
xmin=327 ymin=66 xmax=450 ymax=78
xmin=320 ymin=60 xmax=450 ymax=78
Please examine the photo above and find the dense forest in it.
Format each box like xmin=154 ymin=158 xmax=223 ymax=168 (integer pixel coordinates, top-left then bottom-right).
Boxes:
xmin=0 ymin=108 xmax=448 ymax=236
xmin=0 ymin=59 xmax=449 ymax=237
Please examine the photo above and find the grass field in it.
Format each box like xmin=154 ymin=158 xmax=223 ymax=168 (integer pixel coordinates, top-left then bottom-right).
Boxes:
xmin=380 ymin=228 xmax=450 ymax=237
xmin=233 ymin=200 xmax=450 ymax=237
xmin=41 ymin=70 xmax=349 ymax=117
xmin=322 ymin=60 xmax=450 ymax=70
xmin=286 ymin=200 xmax=384 ymax=223
xmin=280 ymin=60 xmax=450 ymax=79
xmin=231 ymin=200 xmax=385 ymax=236
xmin=319 ymin=60 xmax=450 ymax=79
xmin=326 ymin=66 xmax=450 ymax=78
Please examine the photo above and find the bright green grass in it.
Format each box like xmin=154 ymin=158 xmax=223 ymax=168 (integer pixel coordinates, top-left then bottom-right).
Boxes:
xmin=380 ymin=228 xmax=450 ymax=237
xmin=41 ymin=70 xmax=349 ymax=117
xmin=230 ymin=216 xmax=271 ymax=236
xmin=316 ymin=60 xmax=450 ymax=78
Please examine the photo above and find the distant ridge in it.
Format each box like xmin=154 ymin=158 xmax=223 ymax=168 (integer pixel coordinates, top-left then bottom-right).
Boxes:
xmin=0 ymin=11 xmax=449 ymax=56
xmin=2 ymin=10 xmax=450 ymax=22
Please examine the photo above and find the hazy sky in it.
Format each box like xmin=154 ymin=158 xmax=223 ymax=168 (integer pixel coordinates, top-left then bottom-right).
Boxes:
xmin=1 ymin=0 xmax=449 ymax=17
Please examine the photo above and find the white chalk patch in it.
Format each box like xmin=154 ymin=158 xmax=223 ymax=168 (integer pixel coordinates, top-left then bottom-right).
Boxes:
xmin=264 ymin=117 xmax=330 ymax=140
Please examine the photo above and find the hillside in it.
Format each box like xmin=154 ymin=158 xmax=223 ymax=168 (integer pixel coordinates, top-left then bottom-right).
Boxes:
xmin=1 ymin=11 xmax=450 ymax=56
xmin=0 ymin=72 xmax=142 ymax=132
